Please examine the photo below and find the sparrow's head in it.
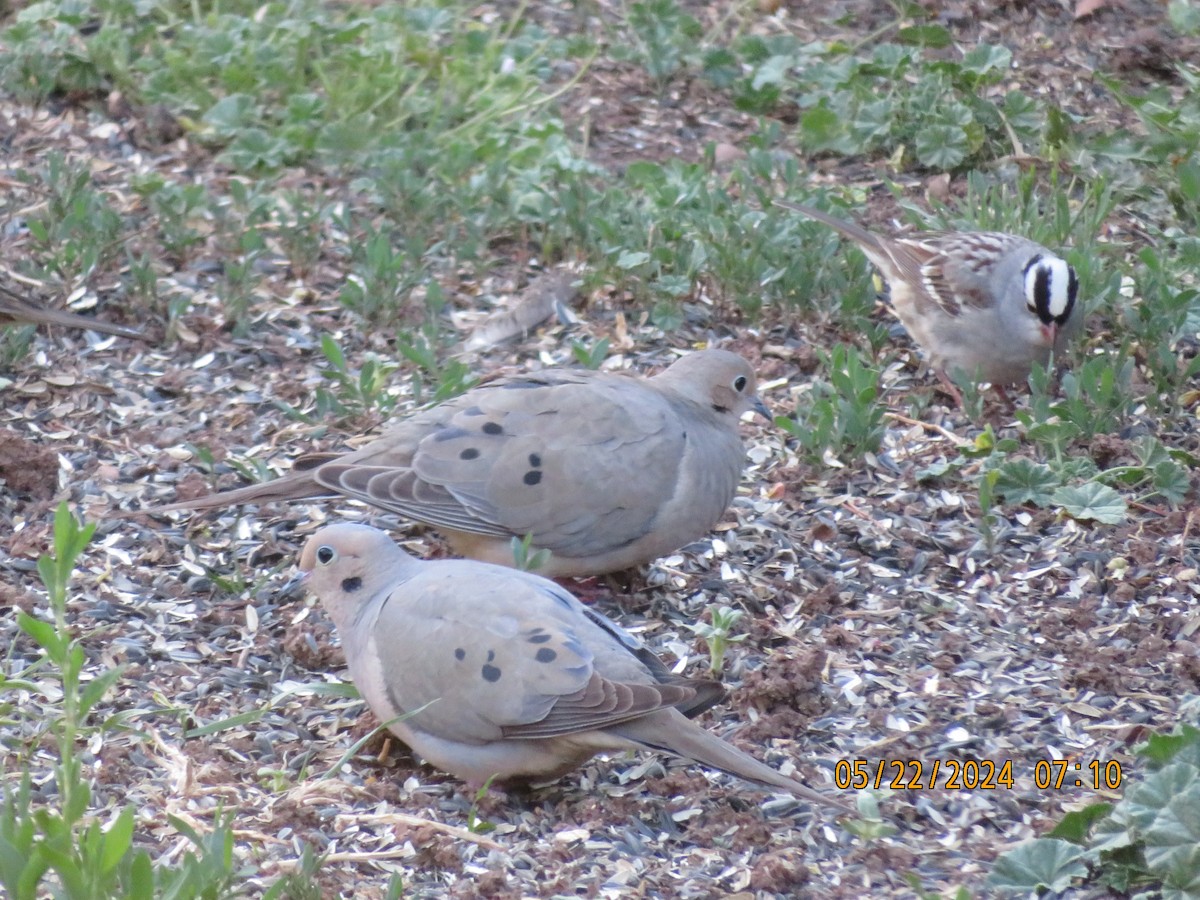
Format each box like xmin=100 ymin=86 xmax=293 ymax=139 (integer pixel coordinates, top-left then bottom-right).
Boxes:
xmin=1022 ymin=254 xmax=1079 ymax=344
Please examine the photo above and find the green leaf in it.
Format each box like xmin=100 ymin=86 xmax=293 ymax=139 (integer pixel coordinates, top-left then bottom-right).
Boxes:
xmin=60 ymin=503 xmax=92 ymax=557
xmin=127 ymin=852 xmax=154 ymax=900
xmin=1164 ymin=872 xmax=1200 ymax=898
xmin=570 ymin=337 xmax=610 ymax=370
xmin=165 ymin=815 xmax=201 ymax=846
xmin=1144 ymin=782 xmax=1200 ymax=874
xmin=64 ymin=775 xmax=90 ymax=822
xmin=1046 ymin=803 xmax=1113 ymax=843
xmin=1044 ymin=103 xmax=1074 ymax=147
xmin=653 ymin=274 xmax=691 ymax=297
xmin=1052 ymin=482 xmax=1127 ymax=524
xmin=961 ymin=43 xmax=1012 ymax=77
xmin=993 ymin=458 xmax=1060 ymax=505
xmin=1058 ymin=457 xmax=1100 ymax=481
xmin=1003 ymin=90 xmax=1042 ymax=135
xmin=1169 ymin=0 xmax=1200 ymax=34
xmin=15 ymin=843 xmax=49 ymax=900
xmin=623 ymin=161 xmax=663 ymax=185
xmin=650 ymin=301 xmax=684 ymax=331
xmin=201 ymin=94 xmax=257 ymax=137
xmin=850 ymin=98 xmax=895 ymax=144
xmin=1153 ymin=459 xmax=1191 ymax=504
xmin=916 ymin=459 xmax=963 ymax=481
xmin=895 ymin=24 xmax=952 ymax=47
xmin=38 ymin=843 xmax=87 ymax=898
xmin=185 ymin=708 xmax=266 ymax=738
xmin=16 ymin=612 xmax=63 ymax=658
xmin=615 ymin=250 xmax=650 ymax=269
xmin=1026 ymin=419 xmax=1082 ymax=447
xmin=99 ymin=807 xmax=135 ymax=874
xmin=750 ymin=54 xmax=792 ymax=89
xmin=1127 ymin=763 xmax=1200 ymax=831
xmin=79 ymin=666 xmax=126 ymax=718
xmin=700 ymin=48 xmax=739 ymax=88
xmin=1177 ymin=159 xmax=1200 ymax=203
xmin=799 ymin=104 xmax=842 ymax=151
xmin=988 ymin=838 xmax=1088 ymax=891
xmin=915 ymin=123 xmax=968 ymax=169
xmin=272 ymin=680 xmax=362 ymax=705
xmin=1138 ymin=725 xmax=1200 ymax=767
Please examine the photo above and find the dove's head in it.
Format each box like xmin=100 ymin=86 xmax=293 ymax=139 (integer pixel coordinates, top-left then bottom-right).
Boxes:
xmin=298 ymin=524 xmax=412 ymax=626
xmin=656 ymin=349 xmax=771 ymax=423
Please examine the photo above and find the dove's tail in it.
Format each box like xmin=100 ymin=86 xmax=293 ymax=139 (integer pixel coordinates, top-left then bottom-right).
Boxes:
xmin=0 ymin=284 xmax=146 ymax=340
xmin=119 ymin=463 xmax=335 ymax=518
xmin=613 ymin=711 xmax=854 ymax=814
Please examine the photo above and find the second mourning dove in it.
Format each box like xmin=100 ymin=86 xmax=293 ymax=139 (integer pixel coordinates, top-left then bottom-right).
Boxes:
xmin=776 ymin=200 xmax=1081 ymax=393
xmin=144 ymin=349 xmax=770 ymax=577
xmin=0 ymin=284 xmax=144 ymax=340
xmin=298 ymin=523 xmax=852 ymax=811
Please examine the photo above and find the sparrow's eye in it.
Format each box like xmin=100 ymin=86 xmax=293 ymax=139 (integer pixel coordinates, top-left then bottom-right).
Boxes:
xmin=732 ymin=375 xmax=748 ymax=392
xmin=316 ymin=545 xmax=336 ymax=565
xmin=1023 ymin=255 xmax=1046 ymax=315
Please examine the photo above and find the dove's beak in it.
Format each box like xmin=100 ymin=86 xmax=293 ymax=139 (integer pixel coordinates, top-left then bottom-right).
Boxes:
xmin=279 ymin=569 xmax=311 ymax=602
xmin=1041 ymin=322 xmax=1058 ymax=346
xmin=752 ymin=396 xmax=773 ymax=423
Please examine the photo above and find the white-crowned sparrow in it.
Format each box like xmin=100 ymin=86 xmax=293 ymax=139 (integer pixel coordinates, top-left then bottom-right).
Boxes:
xmin=776 ymin=199 xmax=1081 ymax=398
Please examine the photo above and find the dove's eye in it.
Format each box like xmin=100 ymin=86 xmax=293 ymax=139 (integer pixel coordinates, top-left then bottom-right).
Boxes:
xmin=732 ymin=375 xmax=748 ymax=392
xmin=316 ymin=545 xmax=336 ymax=565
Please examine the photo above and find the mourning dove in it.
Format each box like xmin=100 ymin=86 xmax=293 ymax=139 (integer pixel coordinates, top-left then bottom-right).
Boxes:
xmin=0 ymin=284 xmax=145 ymax=340
xmin=141 ymin=349 xmax=770 ymax=577
xmin=776 ymin=199 xmax=1081 ymax=395
xmin=298 ymin=523 xmax=851 ymax=811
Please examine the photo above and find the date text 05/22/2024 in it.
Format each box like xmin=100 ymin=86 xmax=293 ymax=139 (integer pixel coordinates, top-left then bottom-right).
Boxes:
xmin=832 ymin=758 xmax=1124 ymax=792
